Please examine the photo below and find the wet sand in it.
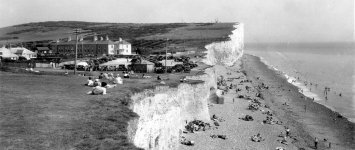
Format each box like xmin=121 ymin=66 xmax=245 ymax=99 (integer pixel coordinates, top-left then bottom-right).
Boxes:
xmin=180 ymin=54 xmax=355 ymax=150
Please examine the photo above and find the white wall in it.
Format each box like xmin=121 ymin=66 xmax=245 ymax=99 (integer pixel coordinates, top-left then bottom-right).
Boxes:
xmin=108 ymin=44 xmax=115 ymax=55
xmin=118 ymin=44 xmax=131 ymax=55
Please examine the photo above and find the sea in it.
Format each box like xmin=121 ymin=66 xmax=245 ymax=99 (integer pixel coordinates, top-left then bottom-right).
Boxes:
xmin=245 ymin=42 xmax=355 ymax=123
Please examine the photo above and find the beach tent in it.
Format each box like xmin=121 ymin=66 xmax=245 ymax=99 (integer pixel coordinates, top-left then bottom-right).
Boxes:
xmin=77 ymin=61 xmax=88 ymax=66
xmin=100 ymin=58 xmax=132 ymax=67
xmin=0 ymin=47 xmax=19 ymax=60
xmin=159 ymin=59 xmax=183 ymax=67
xmin=58 ymin=61 xmax=88 ymax=67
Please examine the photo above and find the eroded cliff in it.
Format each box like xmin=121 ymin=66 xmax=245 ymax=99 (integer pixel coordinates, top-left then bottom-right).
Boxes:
xmin=127 ymin=23 xmax=244 ymax=150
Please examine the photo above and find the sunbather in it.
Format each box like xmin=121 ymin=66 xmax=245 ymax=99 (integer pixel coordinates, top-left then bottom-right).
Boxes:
xmin=85 ymin=77 xmax=94 ymax=86
xmin=113 ymin=74 xmax=123 ymax=84
xmin=87 ymin=82 xmax=107 ymax=95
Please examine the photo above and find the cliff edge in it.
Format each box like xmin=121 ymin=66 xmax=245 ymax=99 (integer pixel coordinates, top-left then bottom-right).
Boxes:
xmin=127 ymin=23 xmax=244 ymax=150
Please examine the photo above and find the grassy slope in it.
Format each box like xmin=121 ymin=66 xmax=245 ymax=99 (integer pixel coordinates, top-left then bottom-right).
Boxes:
xmin=137 ymin=23 xmax=235 ymax=55
xmin=0 ymin=72 xmax=139 ymax=149
xmin=0 ymin=21 xmax=188 ymax=44
xmin=0 ymin=70 xmax=205 ymax=150
xmin=0 ymin=21 xmax=234 ymax=51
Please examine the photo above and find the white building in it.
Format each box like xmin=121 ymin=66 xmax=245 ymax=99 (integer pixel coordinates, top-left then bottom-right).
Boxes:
xmin=0 ymin=46 xmax=19 ymax=60
xmin=10 ymin=47 xmax=36 ymax=60
xmin=114 ymin=38 xmax=132 ymax=55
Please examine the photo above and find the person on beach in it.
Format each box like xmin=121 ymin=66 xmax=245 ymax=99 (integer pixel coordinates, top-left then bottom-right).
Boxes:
xmin=93 ymin=79 xmax=101 ymax=87
xmin=285 ymin=127 xmax=290 ymax=137
xmin=123 ymin=71 xmax=130 ymax=78
xmin=314 ymin=137 xmax=319 ymax=149
xmin=85 ymin=77 xmax=94 ymax=86
xmin=87 ymin=82 xmax=107 ymax=95
xmin=98 ymin=73 xmax=104 ymax=79
xmin=113 ymin=74 xmax=123 ymax=84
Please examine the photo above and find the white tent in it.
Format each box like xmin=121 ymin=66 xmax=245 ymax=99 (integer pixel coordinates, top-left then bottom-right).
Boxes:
xmin=77 ymin=61 xmax=88 ymax=66
xmin=0 ymin=47 xmax=18 ymax=60
xmin=99 ymin=58 xmax=132 ymax=67
xmin=159 ymin=59 xmax=183 ymax=67
xmin=59 ymin=61 xmax=88 ymax=67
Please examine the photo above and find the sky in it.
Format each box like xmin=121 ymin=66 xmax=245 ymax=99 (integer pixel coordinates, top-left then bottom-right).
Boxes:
xmin=0 ymin=0 xmax=353 ymax=43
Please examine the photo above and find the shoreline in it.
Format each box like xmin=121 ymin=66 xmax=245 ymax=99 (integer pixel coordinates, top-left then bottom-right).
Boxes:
xmin=179 ymin=54 xmax=354 ymax=150
xmin=242 ymin=54 xmax=355 ymax=149
xmin=247 ymin=53 xmax=355 ymax=123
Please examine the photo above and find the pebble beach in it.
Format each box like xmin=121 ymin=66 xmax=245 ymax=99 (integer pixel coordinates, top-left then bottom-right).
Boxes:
xmin=180 ymin=54 xmax=355 ymax=150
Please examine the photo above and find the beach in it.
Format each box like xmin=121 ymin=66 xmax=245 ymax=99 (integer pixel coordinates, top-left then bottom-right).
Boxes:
xmin=180 ymin=54 xmax=355 ymax=150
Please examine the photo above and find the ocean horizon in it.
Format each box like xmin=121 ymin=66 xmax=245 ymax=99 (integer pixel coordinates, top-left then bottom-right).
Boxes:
xmin=245 ymin=42 xmax=355 ymax=122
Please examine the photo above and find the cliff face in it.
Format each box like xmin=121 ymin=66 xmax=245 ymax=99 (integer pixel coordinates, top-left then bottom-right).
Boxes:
xmin=127 ymin=23 xmax=244 ymax=150
xmin=203 ymin=23 xmax=244 ymax=67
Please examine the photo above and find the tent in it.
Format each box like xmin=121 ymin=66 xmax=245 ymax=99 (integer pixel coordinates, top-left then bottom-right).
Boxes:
xmin=100 ymin=58 xmax=132 ymax=67
xmin=0 ymin=47 xmax=19 ymax=60
xmin=159 ymin=59 xmax=183 ymax=67
xmin=77 ymin=61 xmax=88 ymax=66
xmin=59 ymin=61 xmax=88 ymax=67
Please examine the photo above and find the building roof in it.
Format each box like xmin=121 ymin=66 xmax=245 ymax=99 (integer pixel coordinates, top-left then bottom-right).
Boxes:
xmin=56 ymin=40 xmax=116 ymax=45
xmin=99 ymin=58 xmax=132 ymax=66
xmin=14 ymin=50 xmax=23 ymax=54
xmin=0 ymin=47 xmax=19 ymax=58
xmin=140 ymin=59 xmax=154 ymax=65
xmin=37 ymin=47 xmax=50 ymax=51
xmin=9 ymin=47 xmax=35 ymax=54
xmin=115 ymin=40 xmax=130 ymax=45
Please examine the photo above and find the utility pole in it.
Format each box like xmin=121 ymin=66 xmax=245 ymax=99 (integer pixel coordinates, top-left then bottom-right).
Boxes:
xmin=165 ymin=38 xmax=168 ymax=74
xmin=73 ymin=28 xmax=81 ymax=75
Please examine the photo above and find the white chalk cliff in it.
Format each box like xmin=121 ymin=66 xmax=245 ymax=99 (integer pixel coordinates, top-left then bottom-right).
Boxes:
xmin=127 ymin=23 xmax=244 ymax=150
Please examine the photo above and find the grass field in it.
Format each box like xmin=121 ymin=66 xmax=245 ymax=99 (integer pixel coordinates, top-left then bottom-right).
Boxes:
xmin=0 ymin=70 xmax=204 ymax=149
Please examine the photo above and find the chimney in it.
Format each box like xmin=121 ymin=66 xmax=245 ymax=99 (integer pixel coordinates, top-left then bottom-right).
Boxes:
xmin=105 ymin=35 xmax=109 ymax=41
xmin=100 ymin=37 xmax=104 ymax=41
xmin=68 ymin=36 xmax=72 ymax=42
xmin=93 ymin=35 xmax=98 ymax=41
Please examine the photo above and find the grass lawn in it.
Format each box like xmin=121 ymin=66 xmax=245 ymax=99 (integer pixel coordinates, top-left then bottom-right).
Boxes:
xmin=0 ymin=70 xmax=203 ymax=149
xmin=0 ymin=71 xmax=140 ymax=150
